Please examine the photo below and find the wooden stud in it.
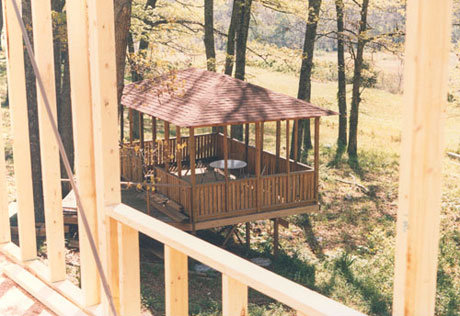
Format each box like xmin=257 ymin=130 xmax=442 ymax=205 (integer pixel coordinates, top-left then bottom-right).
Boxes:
xmin=392 ymin=1 xmax=453 ymax=315
xmin=189 ymin=128 xmax=196 ymax=229
xmin=164 ymin=246 xmax=188 ymax=316
xmin=255 ymin=123 xmax=262 ymax=212
xmin=0 ymin=107 xmax=10 ymax=244
xmin=275 ymin=121 xmax=281 ymax=173
xmin=2 ymin=0 xmax=37 ymax=261
xmin=66 ymin=0 xmax=100 ymax=305
xmin=118 ymin=223 xmax=141 ymax=316
xmin=314 ymin=118 xmax=320 ymax=201
xmin=31 ymin=0 xmax=66 ymax=282
xmin=87 ymin=0 xmax=125 ymax=312
xmin=223 ymin=126 xmax=229 ymax=212
xmin=222 ymin=275 xmax=248 ymax=316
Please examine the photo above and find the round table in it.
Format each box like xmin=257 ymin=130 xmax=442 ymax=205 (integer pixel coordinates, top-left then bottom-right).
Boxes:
xmin=209 ymin=159 xmax=247 ymax=170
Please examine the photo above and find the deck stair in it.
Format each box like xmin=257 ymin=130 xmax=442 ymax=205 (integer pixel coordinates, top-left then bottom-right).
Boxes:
xmin=147 ymin=192 xmax=189 ymax=223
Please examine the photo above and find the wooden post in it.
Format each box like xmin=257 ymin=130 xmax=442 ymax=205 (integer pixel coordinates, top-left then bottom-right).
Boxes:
xmin=314 ymin=118 xmax=319 ymax=201
xmin=285 ymin=120 xmax=290 ymax=203
xmin=120 ymin=106 xmax=124 ymax=144
xmin=0 ymin=108 xmax=10 ymax=244
xmin=293 ymin=119 xmax=299 ymax=163
xmin=255 ymin=123 xmax=262 ymax=212
xmin=244 ymin=123 xmax=249 ymax=162
xmin=223 ymin=126 xmax=229 ymax=212
xmin=176 ymin=126 xmax=182 ymax=178
xmin=164 ymin=121 xmax=170 ymax=172
xmin=2 ymin=0 xmax=37 ymax=261
xmin=245 ymin=222 xmax=250 ymax=249
xmin=31 ymin=0 xmax=66 ymax=282
xmin=260 ymin=122 xmax=264 ymax=172
xmin=129 ymin=109 xmax=133 ymax=144
xmin=87 ymin=0 xmax=137 ymax=312
xmin=119 ymin=224 xmax=141 ymax=316
xmin=189 ymin=128 xmax=196 ymax=230
xmin=222 ymin=275 xmax=248 ymax=316
xmin=274 ymin=218 xmax=279 ymax=258
xmin=140 ymin=113 xmax=144 ymax=149
xmin=66 ymin=0 xmax=100 ymax=305
xmin=393 ymin=0 xmax=453 ymax=315
xmin=152 ymin=116 xmax=157 ymax=164
xmin=275 ymin=121 xmax=281 ymax=173
xmin=165 ymin=246 xmax=188 ymax=316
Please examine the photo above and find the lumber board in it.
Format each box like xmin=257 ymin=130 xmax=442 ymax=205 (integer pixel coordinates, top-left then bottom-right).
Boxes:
xmin=164 ymin=246 xmax=188 ymax=316
xmin=222 ymin=275 xmax=248 ymax=316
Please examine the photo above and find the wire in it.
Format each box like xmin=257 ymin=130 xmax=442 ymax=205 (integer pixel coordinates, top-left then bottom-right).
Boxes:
xmin=8 ymin=0 xmax=118 ymax=315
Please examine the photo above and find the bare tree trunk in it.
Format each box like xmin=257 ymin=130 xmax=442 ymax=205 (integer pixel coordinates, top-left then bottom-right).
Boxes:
xmin=231 ymin=0 xmax=252 ymax=141
xmin=293 ymin=0 xmax=322 ymax=159
xmin=22 ymin=0 xmax=44 ymax=223
xmin=204 ymin=0 xmax=216 ymax=72
xmin=224 ymin=0 xmax=241 ymax=76
xmin=347 ymin=0 xmax=369 ymax=159
xmin=335 ymin=0 xmax=347 ymax=153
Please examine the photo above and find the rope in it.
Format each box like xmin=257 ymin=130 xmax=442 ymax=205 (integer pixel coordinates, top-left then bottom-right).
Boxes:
xmin=9 ymin=1 xmax=118 ymax=315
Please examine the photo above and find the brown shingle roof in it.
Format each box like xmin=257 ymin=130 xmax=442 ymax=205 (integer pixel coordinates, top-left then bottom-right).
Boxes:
xmin=121 ymin=68 xmax=337 ymax=128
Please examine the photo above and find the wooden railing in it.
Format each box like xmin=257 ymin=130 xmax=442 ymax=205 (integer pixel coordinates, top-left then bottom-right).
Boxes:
xmin=154 ymin=167 xmax=192 ymax=216
xmin=120 ymin=147 xmax=144 ymax=182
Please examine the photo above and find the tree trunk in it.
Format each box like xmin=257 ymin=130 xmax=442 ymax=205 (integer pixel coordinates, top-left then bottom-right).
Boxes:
xmin=0 ymin=0 xmax=3 ymax=50
xmin=224 ymin=0 xmax=241 ymax=76
xmin=231 ymin=0 xmax=251 ymax=141
xmin=138 ymin=0 xmax=157 ymax=52
xmin=347 ymin=0 xmax=369 ymax=159
xmin=22 ymin=0 xmax=45 ymax=223
xmin=204 ymin=0 xmax=216 ymax=72
xmin=293 ymin=0 xmax=322 ymax=159
xmin=335 ymin=0 xmax=347 ymax=153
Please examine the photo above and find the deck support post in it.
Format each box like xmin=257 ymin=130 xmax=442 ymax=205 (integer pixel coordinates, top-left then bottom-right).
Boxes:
xmin=140 ymin=113 xmax=144 ymax=149
xmin=255 ymin=123 xmax=262 ymax=212
xmin=223 ymin=126 xmax=229 ymax=212
xmin=273 ymin=218 xmax=279 ymax=258
xmin=245 ymin=222 xmax=250 ymax=249
xmin=275 ymin=121 xmax=281 ymax=173
xmin=314 ymin=118 xmax=319 ymax=201
xmin=285 ymin=120 xmax=290 ymax=203
xmin=392 ymin=0 xmax=453 ymax=315
xmin=189 ymin=127 xmax=196 ymax=231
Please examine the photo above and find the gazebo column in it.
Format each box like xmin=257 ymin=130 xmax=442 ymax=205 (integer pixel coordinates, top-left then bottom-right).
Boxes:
xmin=260 ymin=123 xmax=264 ymax=173
xmin=275 ymin=121 xmax=281 ymax=173
xmin=255 ymin=123 xmax=261 ymax=212
xmin=244 ymin=123 xmax=249 ymax=162
xmin=223 ymin=126 xmax=229 ymax=212
xmin=140 ymin=113 xmax=144 ymax=149
xmin=152 ymin=116 xmax=157 ymax=165
xmin=164 ymin=121 xmax=170 ymax=172
xmin=314 ymin=118 xmax=320 ymax=201
xmin=120 ymin=106 xmax=124 ymax=143
xmin=176 ymin=126 xmax=182 ymax=177
xmin=189 ymin=127 xmax=196 ymax=231
xmin=285 ymin=120 xmax=290 ymax=203
xmin=293 ymin=119 xmax=299 ymax=162
xmin=129 ymin=108 xmax=133 ymax=144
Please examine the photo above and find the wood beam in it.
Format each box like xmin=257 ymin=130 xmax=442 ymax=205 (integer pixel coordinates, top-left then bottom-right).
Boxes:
xmin=2 ymin=0 xmax=37 ymax=261
xmin=393 ymin=0 xmax=453 ymax=315
xmin=223 ymin=126 xmax=229 ymax=212
xmin=66 ymin=0 xmax=100 ymax=305
xmin=31 ymin=0 xmax=65 ymax=282
xmin=222 ymin=275 xmax=248 ymax=316
xmin=165 ymin=246 xmax=188 ymax=316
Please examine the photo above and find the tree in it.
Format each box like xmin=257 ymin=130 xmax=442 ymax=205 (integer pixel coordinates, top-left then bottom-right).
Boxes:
xmin=224 ymin=0 xmax=241 ymax=76
xmin=293 ymin=0 xmax=322 ymax=160
xmin=347 ymin=0 xmax=370 ymax=159
xmin=231 ymin=0 xmax=252 ymax=141
xmin=335 ymin=0 xmax=347 ymax=153
xmin=204 ymin=0 xmax=216 ymax=72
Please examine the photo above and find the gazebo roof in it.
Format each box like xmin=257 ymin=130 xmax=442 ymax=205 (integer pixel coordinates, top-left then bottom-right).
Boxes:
xmin=121 ymin=68 xmax=337 ymax=128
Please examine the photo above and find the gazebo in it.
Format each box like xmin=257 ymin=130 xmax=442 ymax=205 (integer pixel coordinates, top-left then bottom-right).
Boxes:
xmin=120 ymin=68 xmax=335 ymax=232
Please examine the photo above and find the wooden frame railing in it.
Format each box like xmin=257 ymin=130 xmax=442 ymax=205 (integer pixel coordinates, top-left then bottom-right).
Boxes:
xmin=154 ymin=166 xmax=192 ymax=216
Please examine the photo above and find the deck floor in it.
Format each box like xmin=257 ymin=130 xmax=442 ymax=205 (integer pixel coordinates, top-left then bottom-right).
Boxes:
xmin=0 ymin=253 xmax=56 ymax=316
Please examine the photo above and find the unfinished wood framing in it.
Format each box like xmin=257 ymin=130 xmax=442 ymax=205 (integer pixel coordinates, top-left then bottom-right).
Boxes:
xmin=392 ymin=0 xmax=453 ymax=315
xmin=31 ymin=0 xmax=66 ymax=282
xmin=165 ymin=246 xmax=188 ymax=316
xmin=0 ymin=107 xmax=10 ymax=244
xmin=222 ymin=275 xmax=248 ymax=316
xmin=66 ymin=0 xmax=100 ymax=305
xmin=2 ymin=0 xmax=37 ymax=261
